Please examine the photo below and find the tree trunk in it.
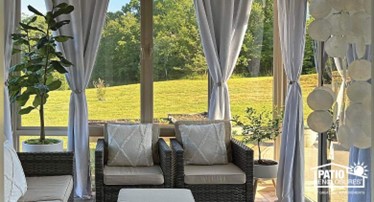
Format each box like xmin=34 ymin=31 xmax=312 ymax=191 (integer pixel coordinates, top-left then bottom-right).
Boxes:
xmin=39 ymin=95 xmax=45 ymax=142
xmin=249 ymin=58 xmax=261 ymax=76
xmin=258 ymin=140 xmax=261 ymax=161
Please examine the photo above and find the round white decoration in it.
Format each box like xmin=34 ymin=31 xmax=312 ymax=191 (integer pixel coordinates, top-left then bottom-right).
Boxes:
xmin=348 ymin=60 xmax=371 ymax=81
xmin=307 ymin=111 xmax=333 ymax=133
xmin=325 ymin=36 xmax=349 ymax=58
xmin=337 ymin=125 xmax=352 ymax=149
xmin=346 ymin=81 xmax=371 ymax=103
xmin=308 ymin=19 xmax=332 ymax=41
xmin=351 ymin=125 xmax=371 ymax=148
xmin=307 ymin=87 xmax=335 ymax=110
xmin=310 ymin=0 xmax=332 ymax=19
xmin=345 ymin=103 xmax=371 ymax=126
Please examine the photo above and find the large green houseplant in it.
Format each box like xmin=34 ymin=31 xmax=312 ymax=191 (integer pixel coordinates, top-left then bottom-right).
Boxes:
xmin=7 ymin=1 xmax=74 ymax=151
xmin=232 ymin=107 xmax=282 ymax=179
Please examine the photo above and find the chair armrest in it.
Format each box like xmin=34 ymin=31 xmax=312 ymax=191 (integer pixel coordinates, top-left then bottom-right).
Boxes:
xmin=171 ymin=139 xmax=184 ymax=188
xmin=231 ymin=139 xmax=254 ymax=201
xmin=95 ymin=138 xmax=105 ymax=201
xmin=18 ymin=152 xmax=74 ymax=177
xmin=158 ymin=138 xmax=172 ymax=188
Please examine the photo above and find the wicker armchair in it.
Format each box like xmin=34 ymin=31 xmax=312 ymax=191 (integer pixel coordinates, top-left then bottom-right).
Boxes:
xmin=172 ymin=121 xmax=254 ymax=202
xmin=17 ymin=152 xmax=74 ymax=201
xmin=95 ymin=124 xmax=172 ymax=202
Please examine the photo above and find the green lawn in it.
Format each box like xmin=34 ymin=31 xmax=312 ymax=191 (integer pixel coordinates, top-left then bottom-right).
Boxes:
xmin=22 ymin=74 xmax=317 ymax=127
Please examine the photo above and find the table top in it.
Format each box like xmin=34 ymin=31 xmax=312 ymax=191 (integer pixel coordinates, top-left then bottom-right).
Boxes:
xmin=118 ymin=189 xmax=195 ymax=202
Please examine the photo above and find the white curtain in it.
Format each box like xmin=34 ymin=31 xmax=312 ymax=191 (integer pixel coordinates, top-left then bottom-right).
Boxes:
xmin=333 ymin=57 xmax=346 ymax=119
xmin=45 ymin=0 xmax=109 ymax=198
xmin=3 ymin=0 xmax=16 ymax=145
xmin=276 ymin=0 xmax=307 ymax=201
xmin=194 ymin=0 xmax=253 ymax=120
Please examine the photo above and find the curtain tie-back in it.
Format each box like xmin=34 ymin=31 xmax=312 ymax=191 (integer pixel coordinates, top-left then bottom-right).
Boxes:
xmin=289 ymin=80 xmax=297 ymax=85
xmin=216 ymin=82 xmax=222 ymax=87
xmin=72 ymin=89 xmax=85 ymax=94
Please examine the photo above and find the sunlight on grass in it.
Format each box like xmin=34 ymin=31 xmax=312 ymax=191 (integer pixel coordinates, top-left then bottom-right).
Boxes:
xmin=21 ymin=74 xmax=317 ymax=126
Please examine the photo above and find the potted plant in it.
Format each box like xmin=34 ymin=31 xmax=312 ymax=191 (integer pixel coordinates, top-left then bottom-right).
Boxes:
xmin=7 ymin=1 xmax=74 ymax=152
xmin=232 ymin=107 xmax=282 ymax=179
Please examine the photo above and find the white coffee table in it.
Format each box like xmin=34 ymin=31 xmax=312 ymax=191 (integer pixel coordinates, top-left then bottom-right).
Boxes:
xmin=118 ymin=189 xmax=195 ymax=202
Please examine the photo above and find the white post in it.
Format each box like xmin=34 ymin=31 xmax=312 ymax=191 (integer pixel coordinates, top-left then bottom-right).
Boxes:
xmin=0 ymin=0 xmax=6 ymax=200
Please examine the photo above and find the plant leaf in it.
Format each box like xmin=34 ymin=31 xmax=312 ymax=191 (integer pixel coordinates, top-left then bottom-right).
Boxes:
xmin=16 ymin=92 xmax=30 ymax=107
xmin=50 ymin=61 xmax=68 ymax=73
xmin=53 ymin=5 xmax=74 ymax=18
xmin=27 ymin=5 xmax=44 ymax=16
xmin=60 ymin=58 xmax=73 ymax=67
xmin=50 ymin=20 xmax=70 ymax=31
xmin=47 ymin=80 xmax=62 ymax=91
xmin=54 ymin=35 xmax=73 ymax=42
xmin=19 ymin=106 xmax=35 ymax=115
xmin=19 ymin=22 xmax=45 ymax=33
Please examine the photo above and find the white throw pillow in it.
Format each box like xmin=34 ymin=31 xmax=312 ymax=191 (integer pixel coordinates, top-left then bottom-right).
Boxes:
xmin=180 ymin=123 xmax=228 ymax=165
xmin=4 ymin=141 xmax=27 ymax=202
xmin=107 ymin=124 xmax=154 ymax=167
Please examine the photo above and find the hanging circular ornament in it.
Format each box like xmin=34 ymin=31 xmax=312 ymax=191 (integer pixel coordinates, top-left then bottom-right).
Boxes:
xmin=307 ymin=111 xmax=333 ymax=133
xmin=351 ymin=125 xmax=371 ymax=149
xmin=308 ymin=19 xmax=332 ymax=41
xmin=337 ymin=124 xmax=352 ymax=149
xmin=325 ymin=36 xmax=349 ymax=58
xmin=327 ymin=0 xmax=347 ymax=11
xmin=344 ymin=0 xmax=364 ymax=12
xmin=351 ymin=12 xmax=370 ymax=39
xmin=310 ymin=0 xmax=332 ymax=19
xmin=364 ymin=0 xmax=371 ymax=15
xmin=346 ymin=81 xmax=371 ymax=103
xmin=328 ymin=13 xmax=351 ymax=36
xmin=307 ymin=87 xmax=335 ymax=110
xmin=348 ymin=60 xmax=371 ymax=81
xmin=345 ymin=103 xmax=370 ymax=126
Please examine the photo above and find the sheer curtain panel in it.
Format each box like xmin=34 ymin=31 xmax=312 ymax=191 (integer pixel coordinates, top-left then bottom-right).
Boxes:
xmin=276 ymin=0 xmax=307 ymax=201
xmin=3 ymin=0 xmax=16 ymax=145
xmin=45 ymin=0 xmax=109 ymax=198
xmin=194 ymin=0 xmax=253 ymax=120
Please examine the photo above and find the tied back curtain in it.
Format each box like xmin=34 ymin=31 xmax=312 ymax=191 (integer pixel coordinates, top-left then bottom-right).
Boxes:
xmin=194 ymin=0 xmax=253 ymax=120
xmin=3 ymin=0 xmax=16 ymax=144
xmin=45 ymin=0 xmax=109 ymax=198
xmin=276 ymin=0 xmax=307 ymax=201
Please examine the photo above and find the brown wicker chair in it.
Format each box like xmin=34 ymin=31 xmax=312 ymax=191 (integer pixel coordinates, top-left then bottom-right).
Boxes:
xmin=18 ymin=152 xmax=74 ymax=201
xmin=172 ymin=120 xmax=254 ymax=202
xmin=95 ymin=124 xmax=172 ymax=202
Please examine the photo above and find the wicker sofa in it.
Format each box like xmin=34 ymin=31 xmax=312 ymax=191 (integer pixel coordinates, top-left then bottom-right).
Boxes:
xmin=172 ymin=120 xmax=254 ymax=202
xmin=95 ymin=124 xmax=172 ymax=202
xmin=17 ymin=152 xmax=74 ymax=202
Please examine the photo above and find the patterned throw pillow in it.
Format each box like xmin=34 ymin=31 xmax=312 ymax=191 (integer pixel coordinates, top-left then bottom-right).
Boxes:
xmin=4 ymin=141 xmax=28 ymax=201
xmin=180 ymin=123 xmax=228 ymax=165
xmin=107 ymin=124 xmax=154 ymax=167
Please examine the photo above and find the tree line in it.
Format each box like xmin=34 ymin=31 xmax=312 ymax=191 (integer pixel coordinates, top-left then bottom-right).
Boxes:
xmin=23 ymin=0 xmax=315 ymax=88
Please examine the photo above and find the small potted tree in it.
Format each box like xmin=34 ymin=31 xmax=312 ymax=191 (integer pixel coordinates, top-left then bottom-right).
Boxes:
xmin=7 ymin=1 xmax=74 ymax=152
xmin=232 ymin=107 xmax=282 ymax=179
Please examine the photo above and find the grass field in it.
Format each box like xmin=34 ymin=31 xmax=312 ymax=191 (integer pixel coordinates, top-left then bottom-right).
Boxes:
xmin=21 ymin=74 xmax=317 ymax=127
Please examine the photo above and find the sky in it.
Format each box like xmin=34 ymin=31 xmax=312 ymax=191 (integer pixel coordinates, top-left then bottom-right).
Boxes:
xmin=22 ymin=0 xmax=131 ymax=15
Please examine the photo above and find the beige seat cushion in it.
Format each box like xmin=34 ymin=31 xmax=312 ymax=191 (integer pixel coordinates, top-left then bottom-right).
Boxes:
xmin=184 ymin=163 xmax=246 ymax=185
xmin=104 ymin=166 xmax=164 ymax=185
xmin=19 ymin=175 xmax=73 ymax=202
xmin=118 ymin=189 xmax=195 ymax=202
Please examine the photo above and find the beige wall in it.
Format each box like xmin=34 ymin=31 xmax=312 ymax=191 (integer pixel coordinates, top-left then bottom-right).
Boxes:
xmin=0 ymin=0 xmax=5 ymax=200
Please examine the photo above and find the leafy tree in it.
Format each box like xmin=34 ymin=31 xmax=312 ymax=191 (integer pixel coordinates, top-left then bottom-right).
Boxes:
xmin=8 ymin=2 xmax=74 ymax=142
